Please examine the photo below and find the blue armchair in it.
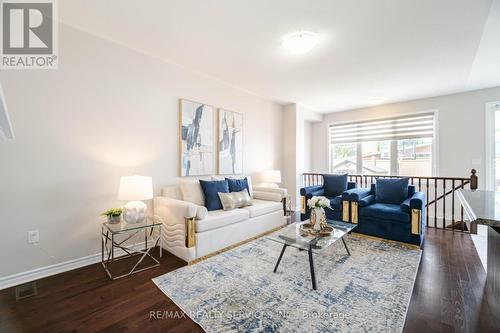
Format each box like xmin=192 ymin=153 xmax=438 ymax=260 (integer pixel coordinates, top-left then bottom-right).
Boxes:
xmin=346 ymin=181 xmax=426 ymax=246
xmin=300 ymin=174 xmax=356 ymax=222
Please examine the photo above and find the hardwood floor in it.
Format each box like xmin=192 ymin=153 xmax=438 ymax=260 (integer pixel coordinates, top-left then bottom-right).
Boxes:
xmin=1 ymin=226 xmax=499 ymax=332
xmin=403 ymin=228 xmax=500 ymax=333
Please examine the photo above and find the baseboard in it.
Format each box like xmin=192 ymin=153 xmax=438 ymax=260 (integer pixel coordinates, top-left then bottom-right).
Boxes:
xmin=0 ymin=242 xmax=147 ymax=290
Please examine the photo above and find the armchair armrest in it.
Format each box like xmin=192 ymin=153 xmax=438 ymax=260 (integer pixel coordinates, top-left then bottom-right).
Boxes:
xmin=400 ymin=192 xmax=426 ymax=214
xmin=347 ymin=181 xmax=356 ymax=190
xmin=299 ymin=185 xmax=324 ymax=219
xmin=408 ymin=192 xmax=426 ymax=237
xmin=345 ymin=187 xmax=372 ymax=201
xmin=410 ymin=192 xmax=425 ymax=210
xmin=300 ymin=185 xmax=324 ymax=197
xmin=400 ymin=197 xmax=411 ymax=213
xmin=252 ymin=186 xmax=288 ymax=198
xmin=358 ymin=194 xmax=375 ymax=207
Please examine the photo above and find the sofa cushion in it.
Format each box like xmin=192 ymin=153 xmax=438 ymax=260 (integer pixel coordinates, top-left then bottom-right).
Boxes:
xmin=360 ymin=203 xmax=410 ymax=223
xmin=196 ymin=208 xmax=250 ymax=232
xmin=242 ymin=199 xmax=282 ymax=218
xmin=179 ymin=179 xmax=205 ymax=206
xmin=199 ymin=179 xmax=230 ymax=211
xmin=162 ymin=186 xmax=183 ymax=200
xmin=226 ymin=177 xmax=250 ymax=195
xmin=323 ymin=174 xmax=348 ymax=197
xmin=375 ymin=178 xmax=409 ymax=204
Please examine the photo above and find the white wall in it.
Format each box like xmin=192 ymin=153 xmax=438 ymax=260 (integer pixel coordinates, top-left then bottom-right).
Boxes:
xmin=0 ymin=24 xmax=284 ymax=278
xmin=303 ymin=121 xmax=313 ymax=172
xmin=0 ymin=83 xmax=13 ymax=140
xmin=282 ymin=104 xmax=320 ymax=209
xmin=312 ymin=86 xmax=500 ymax=188
xmin=282 ymin=104 xmax=298 ymax=208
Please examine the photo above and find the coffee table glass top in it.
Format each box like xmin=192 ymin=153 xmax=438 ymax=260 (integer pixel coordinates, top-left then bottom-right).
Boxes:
xmin=266 ymin=220 xmax=357 ymax=254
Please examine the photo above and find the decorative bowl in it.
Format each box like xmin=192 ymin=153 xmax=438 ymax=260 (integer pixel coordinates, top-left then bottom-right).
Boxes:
xmin=299 ymin=223 xmax=334 ymax=237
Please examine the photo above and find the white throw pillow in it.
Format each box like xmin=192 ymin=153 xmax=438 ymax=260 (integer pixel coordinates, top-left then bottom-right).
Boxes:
xmin=179 ymin=179 xmax=205 ymax=206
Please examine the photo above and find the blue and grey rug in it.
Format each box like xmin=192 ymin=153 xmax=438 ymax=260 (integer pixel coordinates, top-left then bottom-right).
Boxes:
xmin=153 ymin=233 xmax=421 ymax=333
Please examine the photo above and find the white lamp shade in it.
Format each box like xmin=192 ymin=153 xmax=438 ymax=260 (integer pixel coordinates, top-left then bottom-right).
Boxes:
xmin=118 ymin=176 xmax=153 ymax=201
xmin=259 ymin=170 xmax=282 ymax=183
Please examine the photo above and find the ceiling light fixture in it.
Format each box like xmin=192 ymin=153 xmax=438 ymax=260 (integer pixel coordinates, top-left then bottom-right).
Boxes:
xmin=283 ymin=31 xmax=318 ymax=55
xmin=370 ymin=98 xmax=385 ymax=106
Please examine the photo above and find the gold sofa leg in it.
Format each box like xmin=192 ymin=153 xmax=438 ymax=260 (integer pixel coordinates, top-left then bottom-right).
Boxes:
xmin=411 ymin=209 xmax=421 ymax=235
xmin=185 ymin=217 xmax=196 ymax=248
xmin=342 ymin=200 xmax=350 ymax=222
xmin=350 ymin=202 xmax=358 ymax=224
xmin=301 ymin=196 xmax=306 ymax=214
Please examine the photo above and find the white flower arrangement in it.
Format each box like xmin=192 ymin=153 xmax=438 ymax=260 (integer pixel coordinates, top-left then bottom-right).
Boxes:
xmin=307 ymin=196 xmax=332 ymax=209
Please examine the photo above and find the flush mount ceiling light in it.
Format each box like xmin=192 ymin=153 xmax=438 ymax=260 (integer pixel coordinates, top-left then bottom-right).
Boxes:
xmin=283 ymin=31 xmax=318 ymax=54
xmin=370 ymin=98 xmax=386 ymax=106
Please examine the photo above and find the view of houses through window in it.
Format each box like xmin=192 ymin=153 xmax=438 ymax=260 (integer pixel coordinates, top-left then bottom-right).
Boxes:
xmin=329 ymin=113 xmax=434 ymax=176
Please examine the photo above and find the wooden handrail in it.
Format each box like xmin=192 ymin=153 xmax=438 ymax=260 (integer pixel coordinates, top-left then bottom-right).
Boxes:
xmin=302 ymin=173 xmax=476 ymax=182
xmin=427 ymin=181 xmax=470 ymax=206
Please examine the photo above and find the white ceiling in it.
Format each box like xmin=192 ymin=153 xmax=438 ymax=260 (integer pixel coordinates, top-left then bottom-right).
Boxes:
xmin=59 ymin=0 xmax=500 ymax=113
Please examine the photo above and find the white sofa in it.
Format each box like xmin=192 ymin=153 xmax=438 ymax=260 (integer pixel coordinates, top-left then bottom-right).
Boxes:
xmin=154 ymin=176 xmax=288 ymax=263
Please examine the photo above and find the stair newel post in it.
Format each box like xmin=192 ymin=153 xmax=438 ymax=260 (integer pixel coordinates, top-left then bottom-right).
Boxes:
xmin=470 ymin=169 xmax=478 ymax=190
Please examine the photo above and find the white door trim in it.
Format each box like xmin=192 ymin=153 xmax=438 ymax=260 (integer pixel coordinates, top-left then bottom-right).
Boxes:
xmin=485 ymin=101 xmax=500 ymax=191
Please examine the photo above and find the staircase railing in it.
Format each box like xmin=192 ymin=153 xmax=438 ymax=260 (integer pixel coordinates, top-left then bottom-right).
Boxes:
xmin=302 ymin=169 xmax=478 ymax=232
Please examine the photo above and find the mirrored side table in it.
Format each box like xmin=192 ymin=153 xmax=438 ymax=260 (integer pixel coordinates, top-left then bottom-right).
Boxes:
xmin=101 ymin=216 xmax=163 ymax=280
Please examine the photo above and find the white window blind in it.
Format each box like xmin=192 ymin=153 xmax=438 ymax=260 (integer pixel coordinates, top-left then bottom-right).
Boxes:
xmin=330 ymin=112 xmax=434 ymax=144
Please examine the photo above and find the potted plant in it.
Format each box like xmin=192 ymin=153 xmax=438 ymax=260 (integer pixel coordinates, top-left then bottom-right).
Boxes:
xmin=101 ymin=208 xmax=123 ymax=224
xmin=307 ymin=196 xmax=331 ymax=231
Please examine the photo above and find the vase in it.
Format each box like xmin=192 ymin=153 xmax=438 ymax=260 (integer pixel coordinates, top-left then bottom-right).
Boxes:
xmin=311 ymin=207 xmax=326 ymax=231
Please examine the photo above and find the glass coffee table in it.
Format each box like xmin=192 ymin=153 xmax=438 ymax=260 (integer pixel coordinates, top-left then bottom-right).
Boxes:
xmin=267 ymin=219 xmax=357 ymax=290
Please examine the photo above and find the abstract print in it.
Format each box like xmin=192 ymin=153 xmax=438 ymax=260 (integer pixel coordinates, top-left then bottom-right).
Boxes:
xmin=219 ymin=109 xmax=243 ymax=174
xmin=180 ymin=99 xmax=214 ymax=176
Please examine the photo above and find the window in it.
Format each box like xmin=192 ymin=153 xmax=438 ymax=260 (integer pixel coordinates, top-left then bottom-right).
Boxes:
xmin=330 ymin=143 xmax=357 ymax=174
xmin=397 ymin=138 xmax=433 ymax=176
xmin=329 ymin=112 xmax=435 ymax=176
xmin=361 ymin=141 xmax=391 ymax=175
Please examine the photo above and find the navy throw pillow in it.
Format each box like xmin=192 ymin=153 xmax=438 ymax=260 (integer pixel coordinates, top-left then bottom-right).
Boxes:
xmin=226 ymin=177 xmax=250 ymax=195
xmin=375 ymin=178 xmax=409 ymax=204
xmin=199 ymin=180 xmax=229 ymax=211
xmin=323 ymin=174 xmax=348 ymax=197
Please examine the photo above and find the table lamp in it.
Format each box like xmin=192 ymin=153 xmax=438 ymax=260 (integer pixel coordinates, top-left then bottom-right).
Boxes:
xmin=118 ymin=175 xmax=153 ymax=223
xmin=258 ymin=170 xmax=282 ymax=188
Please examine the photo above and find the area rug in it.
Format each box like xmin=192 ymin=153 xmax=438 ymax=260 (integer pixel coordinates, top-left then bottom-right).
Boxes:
xmin=153 ymin=232 xmax=421 ymax=333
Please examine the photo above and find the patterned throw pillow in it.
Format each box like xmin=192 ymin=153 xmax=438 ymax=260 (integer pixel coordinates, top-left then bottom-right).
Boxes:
xmin=218 ymin=190 xmax=253 ymax=211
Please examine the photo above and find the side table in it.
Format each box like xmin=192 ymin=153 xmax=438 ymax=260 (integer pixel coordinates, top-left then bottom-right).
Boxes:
xmin=101 ymin=216 xmax=163 ymax=280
